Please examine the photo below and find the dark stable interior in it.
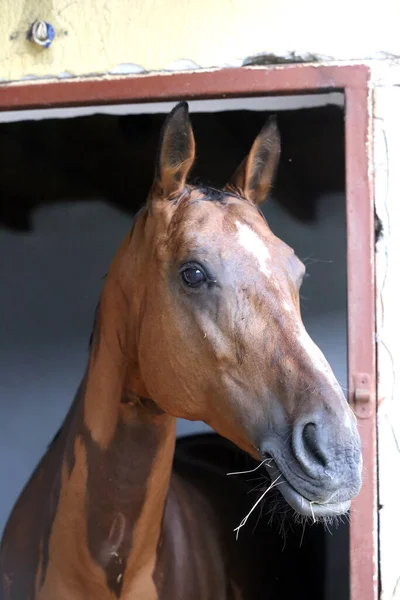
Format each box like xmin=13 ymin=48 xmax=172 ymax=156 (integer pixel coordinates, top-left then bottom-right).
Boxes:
xmin=0 ymin=104 xmax=346 ymax=599
xmin=0 ymin=105 xmax=344 ymax=231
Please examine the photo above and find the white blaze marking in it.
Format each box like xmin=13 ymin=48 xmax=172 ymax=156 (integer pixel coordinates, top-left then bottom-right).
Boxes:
xmin=236 ymin=221 xmax=271 ymax=276
xmin=297 ymin=327 xmax=340 ymax=389
xmin=282 ymin=300 xmax=293 ymax=313
xmin=295 ymin=315 xmax=354 ymax=428
xmin=235 ymin=220 xmax=351 ymax=421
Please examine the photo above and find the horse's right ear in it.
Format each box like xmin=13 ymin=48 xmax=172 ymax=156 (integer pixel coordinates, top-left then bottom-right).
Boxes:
xmin=150 ymin=101 xmax=195 ymax=202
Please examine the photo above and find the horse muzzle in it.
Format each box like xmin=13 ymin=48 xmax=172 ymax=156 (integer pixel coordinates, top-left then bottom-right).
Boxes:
xmin=260 ymin=411 xmax=362 ymax=519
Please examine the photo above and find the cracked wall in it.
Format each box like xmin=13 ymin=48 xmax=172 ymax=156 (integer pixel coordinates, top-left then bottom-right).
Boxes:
xmin=1 ymin=0 xmax=400 ymax=83
xmin=374 ymin=85 xmax=400 ymax=600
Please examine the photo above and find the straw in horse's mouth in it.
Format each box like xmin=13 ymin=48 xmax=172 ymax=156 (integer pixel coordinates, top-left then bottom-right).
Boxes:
xmin=227 ymin=456 xmax=350 ymax=539
xmin=264 ymin=459 xmax=351 ymax=522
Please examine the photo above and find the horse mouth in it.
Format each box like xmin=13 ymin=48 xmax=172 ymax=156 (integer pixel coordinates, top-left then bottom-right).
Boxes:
xmin=264 ymin=459 xmax=351 ymax=519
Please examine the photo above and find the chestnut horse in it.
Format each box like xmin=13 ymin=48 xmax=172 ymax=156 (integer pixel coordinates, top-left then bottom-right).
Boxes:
xmin=0 ymin=102 xmax=361 ymax=600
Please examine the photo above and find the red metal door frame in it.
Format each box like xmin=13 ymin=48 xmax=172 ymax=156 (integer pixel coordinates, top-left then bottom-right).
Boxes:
xmin=0 ymin=64 xmax=377 ymax=600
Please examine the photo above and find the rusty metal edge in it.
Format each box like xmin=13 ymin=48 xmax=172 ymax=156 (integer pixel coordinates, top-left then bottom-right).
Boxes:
xmin=0 ymin=63 xmax=377 ymax=600
xmin=0 ymin=64 xmax=370 ymax=111
xmin=345 ymin=78 xmax=378 ymax=600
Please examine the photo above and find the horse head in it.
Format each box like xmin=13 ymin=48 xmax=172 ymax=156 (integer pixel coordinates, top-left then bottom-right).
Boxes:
xmin=104 ymin=102 xmax=362 ymax=520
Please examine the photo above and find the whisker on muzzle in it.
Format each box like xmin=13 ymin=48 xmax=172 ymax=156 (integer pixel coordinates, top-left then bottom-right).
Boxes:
xmin=234 ymin=475 xmax=283 ymax=540
xmin=226 ymin=458 xmax=272 ymax=476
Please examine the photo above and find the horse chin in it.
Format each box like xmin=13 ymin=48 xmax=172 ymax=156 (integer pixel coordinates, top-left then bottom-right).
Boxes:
xmin=265 ymin=460 xmax=351 ymax=520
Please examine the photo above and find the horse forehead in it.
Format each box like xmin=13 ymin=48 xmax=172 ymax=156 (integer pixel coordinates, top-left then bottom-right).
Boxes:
xmin=169 ymin=198 xmax=289 ymax=264
xmin=235 ymin=220 xmax=271 ymax=254
xmin=233 ymin=218 xmax=292 ymax=276
xmin=170 ymin=199 xmax=221 ymax=232
xmin=171 ymin=199 xmax=258 ymax=240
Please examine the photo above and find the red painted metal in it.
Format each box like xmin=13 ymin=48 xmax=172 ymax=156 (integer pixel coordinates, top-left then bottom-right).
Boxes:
xmin=0 ymin=64 xmax=377 ymax=600
xmin=0 ymin=64 xmax=368 ymax=111
xmin=345 ymin=82 xmax=377 ymax=600
xmin=353 ymin=372 xmax=374 ymax=419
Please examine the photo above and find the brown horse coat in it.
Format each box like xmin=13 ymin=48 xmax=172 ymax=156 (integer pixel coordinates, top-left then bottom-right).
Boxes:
xmin=0 ymin=102 xmax=361 ymax=600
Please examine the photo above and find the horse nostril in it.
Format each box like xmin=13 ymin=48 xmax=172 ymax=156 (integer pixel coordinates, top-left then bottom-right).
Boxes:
xmin=301 ymin=423 xmax=327 ymax=468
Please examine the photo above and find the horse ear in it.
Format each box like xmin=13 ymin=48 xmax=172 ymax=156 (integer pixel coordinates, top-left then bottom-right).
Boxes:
xmin=151 ymin=101 xmax=195 ymax=200
xmin=225 ymin=116 xmax=280 ymax=206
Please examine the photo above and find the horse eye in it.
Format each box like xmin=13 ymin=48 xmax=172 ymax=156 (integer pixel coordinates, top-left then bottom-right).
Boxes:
xmin=181 ymin=266 xmax=207 ymax=288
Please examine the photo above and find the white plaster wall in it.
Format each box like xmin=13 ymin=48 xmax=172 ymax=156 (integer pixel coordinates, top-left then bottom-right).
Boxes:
xmin=374 ymin=85 xmax=400 ymax=600
xmin=0 ymin=93 xmax=344 ymax=123
xmin=1 ymin=0 xmax=400 ymax=82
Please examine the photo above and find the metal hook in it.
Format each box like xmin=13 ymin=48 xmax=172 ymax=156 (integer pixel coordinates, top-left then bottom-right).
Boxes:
xmin=28 ymin=20 xmax=55 ymax=49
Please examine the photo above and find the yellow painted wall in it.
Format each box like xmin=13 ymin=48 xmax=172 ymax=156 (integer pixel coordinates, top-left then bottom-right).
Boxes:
xmin=1 ymin=0 xmax=400 ymax=83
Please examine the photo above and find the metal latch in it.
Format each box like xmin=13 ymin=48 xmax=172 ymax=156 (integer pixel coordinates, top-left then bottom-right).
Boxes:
xmin=353 ymin=372 xmax=373 ymax=419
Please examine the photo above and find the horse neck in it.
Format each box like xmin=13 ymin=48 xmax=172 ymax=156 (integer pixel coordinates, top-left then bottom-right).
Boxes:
xmin=51 ymin=236 xmax=177 ymax=594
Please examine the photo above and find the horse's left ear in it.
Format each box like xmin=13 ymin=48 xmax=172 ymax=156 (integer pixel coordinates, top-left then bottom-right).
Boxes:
xmin=151 ymin=101 xmax=195 ymax=201
xmin=225 ymin=116 xmax=280 ymax=206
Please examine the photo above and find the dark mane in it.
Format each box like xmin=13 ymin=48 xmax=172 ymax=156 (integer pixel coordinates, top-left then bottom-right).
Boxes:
xmin=195 ymin=184 xmax=247 ymax=204
xmin=197 ymin=186 xmax=228 ymax=203
xmin=195 ymin=184 xmax=268 ymax=226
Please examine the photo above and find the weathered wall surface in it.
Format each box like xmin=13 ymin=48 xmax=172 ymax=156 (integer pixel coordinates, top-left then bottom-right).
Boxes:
xmin=374 ymin=84 xmax=400 ymax=600
xmin=1 ymin=0 xmax=400 ymax=83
